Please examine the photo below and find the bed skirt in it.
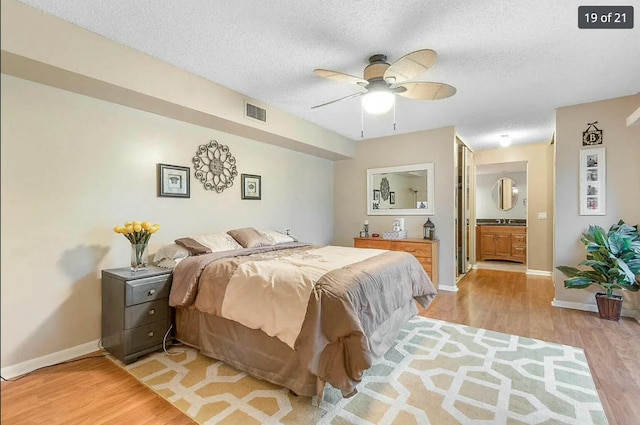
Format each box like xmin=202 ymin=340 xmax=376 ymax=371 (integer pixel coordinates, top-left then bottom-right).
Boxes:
xmin=174 ymin=300 xmax=419 ymax=397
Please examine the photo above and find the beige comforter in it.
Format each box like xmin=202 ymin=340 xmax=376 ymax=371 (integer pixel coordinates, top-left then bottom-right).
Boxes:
xmin=169 ymin=242 xmax=437 ymax=396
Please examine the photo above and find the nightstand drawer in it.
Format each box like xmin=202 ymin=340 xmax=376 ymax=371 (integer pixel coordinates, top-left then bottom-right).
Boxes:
xmin=125 ymin=299 xmax=169 ymax=329
xmin=126 ymin=275 xmax=172 ymax=306
xmin=125 ymin=320 xmax=169 ymax=353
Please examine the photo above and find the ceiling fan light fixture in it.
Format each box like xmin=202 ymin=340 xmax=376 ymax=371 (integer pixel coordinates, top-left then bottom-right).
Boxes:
xmin=361 ymin=90 xmax=395 ymax=115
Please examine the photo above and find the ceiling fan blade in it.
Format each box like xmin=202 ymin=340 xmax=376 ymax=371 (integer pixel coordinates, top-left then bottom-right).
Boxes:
xmin=311 ymin=92 xmax=365 ymax=109
xmin=314 ymin=69 xmax=368 ymax=86
xmin=396 ymin=82 xmax=456 ymax=100
xmin=384 ymin=49 xmax=437 ymax=83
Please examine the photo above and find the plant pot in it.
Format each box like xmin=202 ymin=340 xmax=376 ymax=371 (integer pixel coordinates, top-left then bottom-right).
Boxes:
xmin=595 ymin=292 xmax=622 ymax=321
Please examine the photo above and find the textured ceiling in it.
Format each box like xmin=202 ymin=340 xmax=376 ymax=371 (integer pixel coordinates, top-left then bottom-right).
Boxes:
xmin=15 ymin=0 xmax=640 ymax=150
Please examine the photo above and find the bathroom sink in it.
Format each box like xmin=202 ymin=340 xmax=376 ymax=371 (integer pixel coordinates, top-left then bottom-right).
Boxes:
xmin=477 ymin=219 xmax=527 ymax=226
xmin=479 ymin=222 xmax=526 ymax=226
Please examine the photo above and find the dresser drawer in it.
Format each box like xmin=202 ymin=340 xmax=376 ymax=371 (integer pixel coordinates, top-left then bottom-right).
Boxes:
xmin=413 ymin=255 xmax=432 ymax=265
xmin=354 ymin=239 xmax=390 ymax=250
xmin=125 ymin=299 xmax=169 ymax=329
xmin=390 ymin=242 xmax=432 ymax=256
xmin=125 ymin=275 xmax=172 ymax=306
xmin=125 ymin=320 xmax=169 ymax=353
xmin=354 ymin=237 xmax=438 ymax=287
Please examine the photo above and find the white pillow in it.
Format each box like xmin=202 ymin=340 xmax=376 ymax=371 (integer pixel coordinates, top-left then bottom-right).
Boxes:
xmin=154 ymin=243 xmax=190 ymax=269
xmin=154 ymin=243 xmax=190 ymax=262
xmin=193 ymin=232 xmax=243 ymax=252
xmin=259 ymin=229 xmax=297 ymax=245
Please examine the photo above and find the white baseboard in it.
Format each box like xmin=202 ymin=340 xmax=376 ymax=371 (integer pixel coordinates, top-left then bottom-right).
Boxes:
xmin=526 ymin=269 xmax=552 ymax=276
xmin=1 ymin=339 xmax=101 ymax=380
xmin=551 ymin=299 xmax=638 ymax=319
xmin=438 ymin=284 xmax=458 ymax=292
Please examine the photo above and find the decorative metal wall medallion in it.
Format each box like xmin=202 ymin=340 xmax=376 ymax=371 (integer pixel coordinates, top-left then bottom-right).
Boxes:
xmin=582 ymin=121 xmax=603 ymax=146
xmin=192 ymin=140 xmax=237 ymax=192
xmin=380 ymin=177 xmax=390 ymax=201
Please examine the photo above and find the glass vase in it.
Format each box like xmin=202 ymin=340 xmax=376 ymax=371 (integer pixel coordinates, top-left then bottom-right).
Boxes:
xmin=130 ymin=243 xmax=149 ymax=272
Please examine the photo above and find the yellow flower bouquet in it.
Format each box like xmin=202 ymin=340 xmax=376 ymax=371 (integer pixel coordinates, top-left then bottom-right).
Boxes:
xmin=114 ymin=221 xmax=160 ymax=271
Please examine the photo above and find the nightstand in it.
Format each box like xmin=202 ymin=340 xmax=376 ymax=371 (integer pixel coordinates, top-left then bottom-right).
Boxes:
xmin=101 ymin=266 xmax=173 ymax=364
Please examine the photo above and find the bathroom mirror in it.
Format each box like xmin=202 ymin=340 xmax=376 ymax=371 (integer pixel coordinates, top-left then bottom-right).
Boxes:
xmin=492 ymin=177 xmax=519 ymax=211
xmin=367 ymin=163 xmax=435 ymax=215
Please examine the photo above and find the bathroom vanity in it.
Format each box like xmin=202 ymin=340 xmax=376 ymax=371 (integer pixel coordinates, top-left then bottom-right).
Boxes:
xmin=476 ymin=222 xmax=527 ymax=264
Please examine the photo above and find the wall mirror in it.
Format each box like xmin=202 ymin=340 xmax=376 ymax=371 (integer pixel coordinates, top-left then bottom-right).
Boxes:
xmin=367 ymin=163 xmax=435 ymax=215
xmin=492 ymin=177 xmax=519 ymax=211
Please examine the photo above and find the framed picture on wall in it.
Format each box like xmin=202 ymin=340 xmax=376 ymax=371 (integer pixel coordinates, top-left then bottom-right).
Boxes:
xmin=241 ymin=174 xmax=261 ymax=200
xmin=579 ymin=147 xmax=605 ymax=215
xmin=158 ymin=164 xmax=190 ymax=198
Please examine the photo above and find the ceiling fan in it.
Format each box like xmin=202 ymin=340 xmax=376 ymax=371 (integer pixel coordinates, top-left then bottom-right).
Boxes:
xmin=312 ymin=49 xmax=456 ymax=115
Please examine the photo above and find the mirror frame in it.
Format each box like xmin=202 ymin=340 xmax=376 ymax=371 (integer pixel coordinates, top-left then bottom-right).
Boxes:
xmin=491 ymin=177 xmax=519 ymax=211
xmin=367 ymin=162 xmax=435 ymax=216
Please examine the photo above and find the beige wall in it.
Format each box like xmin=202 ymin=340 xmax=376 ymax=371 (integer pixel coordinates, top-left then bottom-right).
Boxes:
xmin=333 ymin=127 xmax=457 ymax=290
xmin=0 ymin=74 xmax=335 ymax=369
xmin=474 ymin=142 xmax=554 ymax=272
xmin=1 ymin=0 xmax=354 ymax=160
xmin=554 ymin=94 xmax=640 ymax=314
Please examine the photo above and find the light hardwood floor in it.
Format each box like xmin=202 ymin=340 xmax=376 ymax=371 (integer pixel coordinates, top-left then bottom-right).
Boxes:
xmin=2 ymin=269 xmax=638 ymax=425
xmin=0 ymin=354 xmax=195 ymax=425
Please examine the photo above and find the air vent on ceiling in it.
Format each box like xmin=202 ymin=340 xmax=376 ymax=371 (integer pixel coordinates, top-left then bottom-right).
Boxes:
xmin=245 ymin=101 xmax=267 ymax=123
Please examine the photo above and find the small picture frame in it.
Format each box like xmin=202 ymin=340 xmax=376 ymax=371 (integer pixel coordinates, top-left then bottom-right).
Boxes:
xmin=373 ymin=189 xmax=380 ymax=202
xmin=579 ymin=147 xmax=606 ymax=215
xmin=389 ymin=191 xmax=395 ymax=205
xmin=158 ymin=164 xmax=190 ymax=198
xmin=241 ymin=174 xmax=261 ymax=200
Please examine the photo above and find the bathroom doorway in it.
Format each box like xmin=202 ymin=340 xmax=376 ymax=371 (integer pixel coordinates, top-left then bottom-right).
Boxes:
xmin=474 ymin=161 xmax=528 ymax=272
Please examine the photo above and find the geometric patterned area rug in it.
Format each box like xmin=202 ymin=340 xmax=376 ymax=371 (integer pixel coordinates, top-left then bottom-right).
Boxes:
xmin=123 ymin=316 xmax=608 ymax=425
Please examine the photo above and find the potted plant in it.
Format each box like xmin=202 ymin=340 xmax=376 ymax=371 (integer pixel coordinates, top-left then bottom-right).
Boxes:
xmin=557 ymin=219 xmax=640 ymax=321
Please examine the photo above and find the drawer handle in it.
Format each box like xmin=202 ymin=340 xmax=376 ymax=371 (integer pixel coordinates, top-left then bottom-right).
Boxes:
xmin=148 ymin=309 xmax=155 ymax=316
xmin=147 ymin=289 xmax=156 ymax=296
xmin=147 ymin=331 xmax=154 ymax=337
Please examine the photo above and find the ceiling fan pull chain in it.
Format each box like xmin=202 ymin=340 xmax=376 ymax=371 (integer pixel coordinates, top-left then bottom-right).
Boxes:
xmin=361 ymin=106 xmax=364 ymax=138
xmin=393 ymin=102 xmax=397 ymax=131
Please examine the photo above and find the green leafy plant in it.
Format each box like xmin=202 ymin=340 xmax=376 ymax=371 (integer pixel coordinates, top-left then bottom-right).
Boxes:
xmin=557 ymin=220 xmax=640 ymax=298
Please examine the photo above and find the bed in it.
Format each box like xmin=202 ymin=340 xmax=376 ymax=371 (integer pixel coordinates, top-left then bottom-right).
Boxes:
xmin=161 ymin=228 xmax=437 ymax=400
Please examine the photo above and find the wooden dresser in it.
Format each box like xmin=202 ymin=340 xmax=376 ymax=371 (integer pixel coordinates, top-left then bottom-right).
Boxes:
xmin=354 ymin=237 xmax=439 ymax=288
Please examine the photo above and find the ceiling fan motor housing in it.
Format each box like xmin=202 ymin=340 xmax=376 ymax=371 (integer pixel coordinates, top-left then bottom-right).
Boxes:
xmin=364 ymin=54 xmax=390 ymax=82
